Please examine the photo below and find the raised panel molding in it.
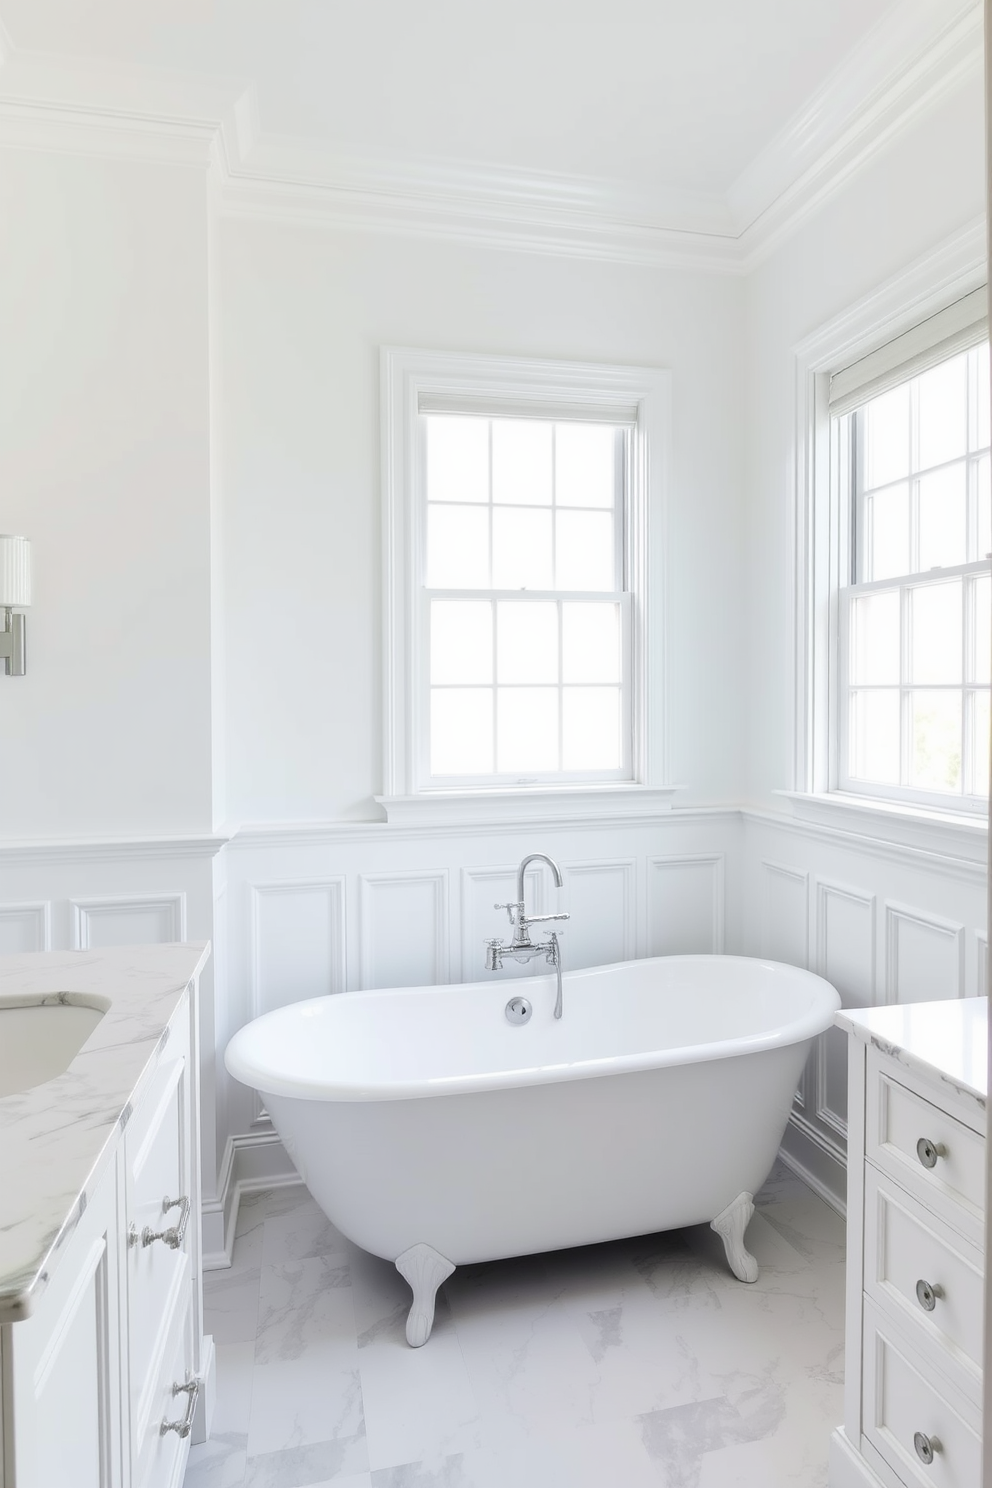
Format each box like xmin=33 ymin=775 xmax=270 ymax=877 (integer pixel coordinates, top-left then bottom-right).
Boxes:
xmin=760 ymin=862 xmax=809 ymax=968
xmin=813 ymin=879 xmax=877 ymax=1144
xmin=0 ymin=900 xmax=51 ymax=954
xmin=560 ymin=859 xmax=636 ymax=970
xmin=71 ymin=893 xmax=186 ymax=950
xmin=359 ymin=871 xmax=449 ymax=991
xmin=884 ymin=902 xmax=965 ymax=1004
xmin=647 ymin=855 xmax=724 ymax=956
xmin=248 ymin=879 xmax=346 ymax=1019
xmin=460 ymin=865 xmax=544 ymax=985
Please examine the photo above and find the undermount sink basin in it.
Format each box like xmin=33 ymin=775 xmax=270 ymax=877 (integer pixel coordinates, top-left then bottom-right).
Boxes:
xmin=0 ymin=1001 xmax=107 ymax=1098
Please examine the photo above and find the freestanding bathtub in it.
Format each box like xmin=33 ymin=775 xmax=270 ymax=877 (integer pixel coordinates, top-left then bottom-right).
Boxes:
xmin=226 ymin=954 xmax=840 ymax=1345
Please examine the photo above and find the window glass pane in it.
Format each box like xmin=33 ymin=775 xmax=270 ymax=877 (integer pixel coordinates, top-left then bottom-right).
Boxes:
xmin=555 ymin=424 xmax=616 ymax=508
xmin=917 ymin=353 xmax=968 ymax=471
xmin=563 ymin=687 xmax=621 ymax=769
xmin=977 ymin=345 xmax=990 ymax=451
xmin=866 ymin=385 xmax=909 ymax=489
xmin=910 ymin=581 xmax=962 ymax=685
xmin=430 ymin=600 xmax=492 ymax=684
xmin=427 ymin=505 xmax=489 ymax=588
xmin=849 ymin=690 xmax=900 ymax=784
xmin=426 ymin=416 xmax=489 ymax=503
xmin=496 ymin=687 xmax=558 ymax=772
xmin=918 ymin=463 xmax=966 ymax=570
xmin=975 ymin=574 xmax=991 ymax=686
xmin=430 ymin=689 xmax=493 ymax=775
xmin=851 ymin=591 xmax=899 ymax=686
xmin=978 ymin=456 xmax=991 ymax=560
xmin=911 ymin=690 xmax=962 ymax=792
xmin=496 ymin=601 xmax=558 ymax=683
xmin=973 ymin=691 xmax=990 ymax=795
xmin=492 ymin=420 xmax=552 ymax=506
xmin=556 ymin=510 xmax=615 ymax=591
xmin=866 ymin=484 xmax=909 ymax=582
xmin=492 ymin=508 xmax=553 ymax=589
xmin=562 ymin=603 xmax=621 ymax=683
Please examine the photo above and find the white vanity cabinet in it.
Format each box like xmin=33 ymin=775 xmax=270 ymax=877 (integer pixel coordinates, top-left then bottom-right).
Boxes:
xmin=0 ymin=949 xmax=210 ymax=1488
xmin=831 ymin=1000 xmax=987 ymax=1488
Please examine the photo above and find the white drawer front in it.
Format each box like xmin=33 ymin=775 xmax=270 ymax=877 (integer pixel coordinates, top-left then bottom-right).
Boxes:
xmin=866 ymin=1064 xmax=984 ymax=1243
xmin=862 ymin=1300 xmax=981 ymax=1488
xmin=864 ymin=1167 xmax=983 ymax=1390
xmin=133 ymin=1292 xmax=195 ymax=1488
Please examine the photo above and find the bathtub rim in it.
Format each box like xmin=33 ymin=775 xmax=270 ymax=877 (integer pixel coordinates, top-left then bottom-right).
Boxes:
xmin=225 ymin=953 xmax=840 ymax=1104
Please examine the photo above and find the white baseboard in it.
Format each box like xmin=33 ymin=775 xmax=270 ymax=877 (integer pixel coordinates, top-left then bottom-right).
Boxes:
xmin=779 ymin=1117 xmax=847 ymax=1218
xmin=201 ymin=1129 xmax=301 ymax=1268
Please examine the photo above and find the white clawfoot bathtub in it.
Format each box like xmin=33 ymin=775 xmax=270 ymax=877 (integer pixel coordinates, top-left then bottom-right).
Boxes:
xmin=226 ymin=954 xmax=839 ymax=1345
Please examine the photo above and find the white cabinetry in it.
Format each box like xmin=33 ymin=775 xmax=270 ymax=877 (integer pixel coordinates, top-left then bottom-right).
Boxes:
xmin=831 ymin=1005 xmax=986 ymax=1488
xmin=0 ymin=981 xmax=207 ymax=1488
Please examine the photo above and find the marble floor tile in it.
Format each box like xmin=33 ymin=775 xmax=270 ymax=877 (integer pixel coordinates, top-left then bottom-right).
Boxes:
xmin=190 ymin=1167 xmax=846 ymax=1488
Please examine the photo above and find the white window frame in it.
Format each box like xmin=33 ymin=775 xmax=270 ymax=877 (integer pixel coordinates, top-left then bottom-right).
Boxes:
xmin=379 ymin=347 xmax=672 ymax=822
xmin=791 ymin=222 xmax=989 ymax=839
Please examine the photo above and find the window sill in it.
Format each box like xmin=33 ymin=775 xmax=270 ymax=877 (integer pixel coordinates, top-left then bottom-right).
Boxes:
xmin=775 ymin=791 xmax=988 ymax=865
xmin=376 ymin=784 xmax=682 ymax=827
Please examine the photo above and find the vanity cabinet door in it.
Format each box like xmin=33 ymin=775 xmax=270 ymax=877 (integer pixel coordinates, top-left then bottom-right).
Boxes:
xmin=123 ymin=1004 xmax=193 ymax=1488
xmin=2 ymin=1155 xmax=123 ymax=1488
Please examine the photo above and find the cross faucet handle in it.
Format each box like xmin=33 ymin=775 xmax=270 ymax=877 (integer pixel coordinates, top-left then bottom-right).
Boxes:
xmin=494 ymin=901 xmax=524 ymax=924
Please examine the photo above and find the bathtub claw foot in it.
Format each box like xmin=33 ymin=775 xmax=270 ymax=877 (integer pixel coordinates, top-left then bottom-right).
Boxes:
xmin=710 ymin=1191 xmax=758 ymax=1283
xmin=395 ymin=1243 xmax=456 ymax=1347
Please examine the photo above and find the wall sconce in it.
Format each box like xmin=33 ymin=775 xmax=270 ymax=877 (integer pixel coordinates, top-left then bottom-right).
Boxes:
xmin=0 ymin=535 xmax=31 ymax=676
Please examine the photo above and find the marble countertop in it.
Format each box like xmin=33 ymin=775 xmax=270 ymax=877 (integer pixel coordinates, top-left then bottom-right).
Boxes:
xmin=0 ymin=942 xmax=210 ymax=1324
xmin=836 ymin=997 xmax=987 ymax=1109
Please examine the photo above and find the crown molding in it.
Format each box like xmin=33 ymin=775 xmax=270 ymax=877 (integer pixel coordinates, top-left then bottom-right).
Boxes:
xmin=0 ymin=833 xmax=230 ymax=865
xmin=0 ymin=0 xmax=980 ymax=272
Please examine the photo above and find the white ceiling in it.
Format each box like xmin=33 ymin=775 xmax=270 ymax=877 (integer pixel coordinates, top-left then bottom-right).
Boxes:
xmin=0 ymin=0 xmax=901 ymax=196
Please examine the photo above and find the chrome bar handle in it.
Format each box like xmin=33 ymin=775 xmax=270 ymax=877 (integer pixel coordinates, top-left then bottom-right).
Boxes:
xmin=161 ymin=1377 xmax=199 ymax=1438
xmin=141 ymin=1195 xmax=191 ymax=1251
xmin=521 ymin=912 xmax=570 ymax=925
xmin=550 ymin=932 xmax=564 ymax=1020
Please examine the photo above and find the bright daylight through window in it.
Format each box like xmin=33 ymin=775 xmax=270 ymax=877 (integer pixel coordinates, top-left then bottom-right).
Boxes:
xmin=836 ymin=339 xmax=991 ymax=811
xmin=423 ymin=414 xmax=629 ymax=783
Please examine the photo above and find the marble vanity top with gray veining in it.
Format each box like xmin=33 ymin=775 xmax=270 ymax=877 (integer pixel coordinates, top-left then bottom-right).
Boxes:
xmin=836 ymin=997 xmax=987 ymax=1111
xmin=0 ymin=942 xmax=210 ymax=1324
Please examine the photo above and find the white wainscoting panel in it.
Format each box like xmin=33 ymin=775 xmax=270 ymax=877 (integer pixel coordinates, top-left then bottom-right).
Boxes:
xmin=249 ymin=879 xmax=346 ymax=1018
xmin=561 ymin=859 xmax=636 ymax=969
xmin=760 ymin=862 xmax=809 ymax=968
xmin=646 ymin=855 xmax=724 ymax=956
xmin=814 ymin=880 xmax=876 ymax=1144
xmin=360 ymin=870 xmax=449 ymax=990
xmin=976 ymin=931 xmax=987 ymax=998
xmin=460 ymin=865 xmax=543 ymax=983
xmin=0 ymin=901 xmax=51 ymax=954
xmin=71 ymin=893 xmax=186 ymax=950
xmin=884 ymin=902 xmax=965 ymax=1003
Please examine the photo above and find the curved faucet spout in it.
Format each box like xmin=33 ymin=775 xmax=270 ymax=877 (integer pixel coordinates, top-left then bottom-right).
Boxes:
xmin=516 ymin=852 xmax=563 ymax=905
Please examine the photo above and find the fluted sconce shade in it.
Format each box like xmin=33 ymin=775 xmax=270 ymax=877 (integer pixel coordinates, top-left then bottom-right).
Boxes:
xmin=0 ymin=536 xmax=31 ymax=608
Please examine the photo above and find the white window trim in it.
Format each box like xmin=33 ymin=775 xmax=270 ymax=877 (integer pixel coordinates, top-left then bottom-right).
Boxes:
xmin=378 ymin=346 xmax=672 ymax=822
xmin=791 ymin=219 xmax=989 ymax=846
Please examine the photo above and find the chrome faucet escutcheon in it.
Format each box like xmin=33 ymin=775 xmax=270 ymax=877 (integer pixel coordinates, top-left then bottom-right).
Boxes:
xmin=484 ymin=853 xmax=569 ymax=1017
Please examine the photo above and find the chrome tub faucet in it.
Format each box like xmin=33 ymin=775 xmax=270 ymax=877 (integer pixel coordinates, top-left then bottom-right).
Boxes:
xmin=485 ymin=853 xmax=570 ymax=1017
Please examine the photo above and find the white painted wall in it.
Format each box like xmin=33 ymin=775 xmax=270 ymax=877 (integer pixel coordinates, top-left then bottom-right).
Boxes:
xmin=218 ymin=223 xmax=748 ymax=822
xmin=0 ymin=149 xmax=215 ymax=839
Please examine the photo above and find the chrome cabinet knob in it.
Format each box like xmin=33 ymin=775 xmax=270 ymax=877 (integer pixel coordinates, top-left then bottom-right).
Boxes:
xmin=913 ymin=1431 xmax=941 ymax=1465
xmin=915 ymin=1278 xmax=943 ymax=1312
xmin=916 ymin=1137 xmax=946 ymax=1169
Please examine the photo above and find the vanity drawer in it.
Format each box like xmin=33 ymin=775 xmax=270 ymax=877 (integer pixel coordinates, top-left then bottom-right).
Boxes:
xmin=863 ymin=1167 xmax=983 ymax=1391
xmin=862 ymin=1299 xmax=981 ymax=1488
xmin=124 ymin=1014 xmax=193 ymax=1429
xmin=132 ymin=1290 xmax=195 ymax=1488
xmin=866 ymin=1061 xmax=984 ymax=1244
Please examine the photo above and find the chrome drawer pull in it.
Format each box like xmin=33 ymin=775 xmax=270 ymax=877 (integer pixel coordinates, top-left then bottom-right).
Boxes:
xmin=915 ymin=1278 xmax=943 ymax=1312
xmin=140 ymin=1195 xmax=191 ymax=1251
xmin=916 ymin=1137 xmax=946 ymax=1170
xmin=913 ymin=1431 xmax=941 ymax=1465
xmin=161 ymin=1377 xmax=199 ymax=1438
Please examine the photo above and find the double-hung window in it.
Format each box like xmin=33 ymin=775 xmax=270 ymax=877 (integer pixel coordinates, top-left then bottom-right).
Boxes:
xmin=381 ymin=349 xmax=669 ymax=807
xmin=829 ymin=291 xmax=991 ymax=812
